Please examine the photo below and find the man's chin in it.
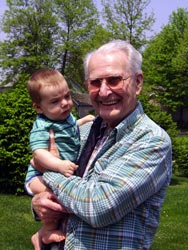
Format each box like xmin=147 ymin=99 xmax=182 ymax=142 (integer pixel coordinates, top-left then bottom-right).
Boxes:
xmin=99 ymin=111 xmax=120 ymax=124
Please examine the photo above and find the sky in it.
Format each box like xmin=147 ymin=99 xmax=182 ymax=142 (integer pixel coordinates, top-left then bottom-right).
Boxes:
xmin=146 ymin=0 xmax=188 ymax=36
xmin=0 ymin=0 xmax=188 ymax=41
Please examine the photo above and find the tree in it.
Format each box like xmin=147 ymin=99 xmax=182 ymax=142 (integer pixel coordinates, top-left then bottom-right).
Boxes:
xmin=52 ymin=0 xmax=100 ymax=87
xmin=139 ymin=84 xmax=178 ymax=138
xmin=143 ymin=8 xmax=188 ymax=123
xmin=171 ymin=27 xmax=188 ymax=109
xmin=54 ymin=0 xmax=98 ymax=69
xmin=0 ymin=0 xmax=102 ymax=88
xmin=101 ymin=0 xmax=155 ymax=50
xmin=0 ymin=0 xmax=59 ymax=82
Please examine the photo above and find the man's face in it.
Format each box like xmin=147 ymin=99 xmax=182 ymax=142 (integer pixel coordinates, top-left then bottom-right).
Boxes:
xmin=87 ymin=51 xmax=143 ymax=128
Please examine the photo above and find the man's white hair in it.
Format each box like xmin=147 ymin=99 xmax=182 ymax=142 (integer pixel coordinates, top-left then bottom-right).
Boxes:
xmin=84 ymin=39 xmax=142 ymax=79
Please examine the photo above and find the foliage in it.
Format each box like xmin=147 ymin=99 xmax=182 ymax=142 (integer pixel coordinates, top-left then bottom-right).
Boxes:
xmin=140 ymin=84 xmax=188 ymax=177
xmin=143 ymin=8 xmax=188 ymax=114
xmin=139 ymin=84 xmax=188 ymax=176
xmin=0 ymin=0 xmax=157 ymax=88
xmin=139 ymin=84 xmax=178 ymax=138
xmin=0 ymin=74 xmax=35 ymax=194
xmin=0 ymin=0 xmax=102 ymax=89
xmin=51 ymin=0 xmax=100 ymax=88
xmin=102 ymin=0 xmax=155 ymax=50
xmin=65 ymin=24 xmax=113 ymax=89
xmin=0 ymin=0 xmax=58 ymax=81
xmin=173 ymin=136 xmax=188 ymax=177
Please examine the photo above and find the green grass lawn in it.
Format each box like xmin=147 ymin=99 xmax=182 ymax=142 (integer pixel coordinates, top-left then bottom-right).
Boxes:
xmin=152 ymin=176 xmax=188 ymax=250
xmin=0 ymin=195 xmax=41 ymax=250
xmin=0 ymin=176 xmax=188 ymax=250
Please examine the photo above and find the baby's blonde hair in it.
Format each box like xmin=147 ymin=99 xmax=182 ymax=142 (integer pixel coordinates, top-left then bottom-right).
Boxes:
xmin=27 ymin=69 xmax=67 ymax=103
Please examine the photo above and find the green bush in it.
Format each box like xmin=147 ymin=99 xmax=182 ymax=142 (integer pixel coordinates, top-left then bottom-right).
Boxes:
xmin=140 ymin=89 xmax=188 ymax=177
xmin=0 ymin=74 xmax=35 ymax=194
xmin=139 ymin=88 xmax=185 ymax=176
xmin=173 ymin=136 xmax=188 ymax=177
xmin=139 ymin=90 xmax=178 ymax=138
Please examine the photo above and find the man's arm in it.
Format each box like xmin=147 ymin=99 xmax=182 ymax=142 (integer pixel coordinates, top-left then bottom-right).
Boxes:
xmin=42 ymin=130 xmax=172 ymax=228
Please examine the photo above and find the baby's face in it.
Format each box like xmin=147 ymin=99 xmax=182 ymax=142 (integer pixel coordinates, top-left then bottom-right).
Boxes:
xmin=38 ymin=83 xmax=73 ymax=121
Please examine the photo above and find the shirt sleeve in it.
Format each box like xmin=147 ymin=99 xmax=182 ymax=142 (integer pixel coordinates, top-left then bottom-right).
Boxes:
xmin=43 ymin=133 xmax=172 ymax=228
xmin=30 ymin=128 xmax=49 ymax=151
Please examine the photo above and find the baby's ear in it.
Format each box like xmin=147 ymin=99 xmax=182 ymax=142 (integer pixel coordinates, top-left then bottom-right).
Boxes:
xmin=33 ymin=102 xmax=43 ymax=114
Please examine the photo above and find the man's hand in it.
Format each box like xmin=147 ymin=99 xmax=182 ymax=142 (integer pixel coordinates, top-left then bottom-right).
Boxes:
xmin=48 ymin=129 xmax=60 ymax=158
xmin=32 ymin=191 xmax=67 ymax=222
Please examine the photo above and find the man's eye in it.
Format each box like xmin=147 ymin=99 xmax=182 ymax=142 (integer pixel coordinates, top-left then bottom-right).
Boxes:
xmin=108 ymin=76 xmax=122 ymax=85
xmin=90 ymin=79 xmax=101 ymax=86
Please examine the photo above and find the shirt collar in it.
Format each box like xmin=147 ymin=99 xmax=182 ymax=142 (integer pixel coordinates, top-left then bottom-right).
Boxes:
xmin=96 ymin=101 xmax=144 ymax=140
xmin=108 ymin=101 xmax=144 ymax=140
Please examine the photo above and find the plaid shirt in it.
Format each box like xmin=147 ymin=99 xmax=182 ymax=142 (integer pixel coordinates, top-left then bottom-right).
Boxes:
xmin=43 ymin=101 xmax=172 ymax=250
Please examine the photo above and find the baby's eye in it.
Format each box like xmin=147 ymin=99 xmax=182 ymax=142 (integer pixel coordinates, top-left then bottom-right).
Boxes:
xmin=51 ymin=99 xmax=59 ymax=104
xmin=65 ymin=93 xmax=71 ymax=100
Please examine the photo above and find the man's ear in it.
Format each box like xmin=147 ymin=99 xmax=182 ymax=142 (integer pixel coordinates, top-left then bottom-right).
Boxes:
xmin=135 ymin=72 xmax=143 ymax=96
xmin=33 ymin=102 xmax=43 ymax=114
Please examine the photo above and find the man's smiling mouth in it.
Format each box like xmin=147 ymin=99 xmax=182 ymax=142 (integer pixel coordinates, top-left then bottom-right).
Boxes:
xmin=100 ymin=99 xmax=120 ymax=106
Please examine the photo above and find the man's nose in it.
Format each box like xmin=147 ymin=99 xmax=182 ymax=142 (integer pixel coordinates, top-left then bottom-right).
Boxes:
xmin=99 ymin=80 xmax=112 ymax=95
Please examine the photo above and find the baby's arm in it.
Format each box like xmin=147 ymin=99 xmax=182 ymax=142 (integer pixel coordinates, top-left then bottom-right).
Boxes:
xmin=26 ymin=151 xmax=78 ymax=195
xmin=77 ymin=114 xmax=95 ymax=126
xmin=33 ymin=148 xmax=78 ymax=177
xmin=28 ymin=176 xmax=50 ymax=195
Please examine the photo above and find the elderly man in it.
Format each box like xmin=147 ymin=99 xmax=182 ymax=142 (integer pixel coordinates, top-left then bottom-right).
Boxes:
xmin=32 ymin=40 xmax=172 ymax=250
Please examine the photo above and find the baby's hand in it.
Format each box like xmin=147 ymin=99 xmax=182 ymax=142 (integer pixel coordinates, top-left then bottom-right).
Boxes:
xmin=57 ymin=160 xmax=78 ymax=177
xmin=83 ymin=114 xmax=95 ymax=122
xmin=77 ymin=114 xmax=95 ymax=126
